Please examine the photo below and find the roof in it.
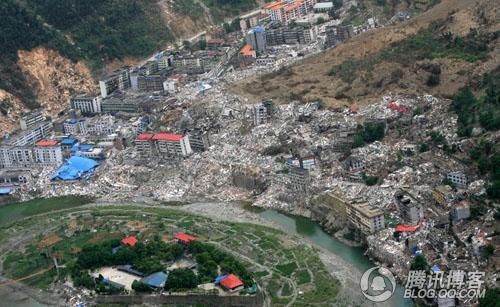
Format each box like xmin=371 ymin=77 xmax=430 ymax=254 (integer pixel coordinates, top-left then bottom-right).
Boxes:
xmin=51 ymin=155 xmax=99 ymax=181
xmin=0 ymin=187 xmax=14 ymax=195
xmin=214 ymin=274 xmax=228 ymax=284
xmin=152 ymin=133 xmax=184 ymax=142
xmin=121 ymin=236 xmax=138 ymax=247
xmin=61 ymin=138 xmax=78 ymax=145
xmin=175 ymin=233 xmax=196 ymax=243
xmin=395 ymin=224 xmax=420 ymax=233
xmin=264 ymin=0 xmax=285 ymax=10
xmin=220 ymin=274 xmax=244 ymax=290
xmin=240 ymin=44 xmax=256 ymax=57
xmin=208 ymin=38 xmax=224 ymax=44
xmin=36 ymin=140 xmax=59 ymax=147
xmin=314 ymin=2 xmax=334 ymax=9
xmin=71 ymin=144 xmax=94 ymax=152
xmin=136 ymin=133 xmax=155 ymax=141
xmin=141 ymin=272 xmax=168 ymax=288
xmin=285 ymin=1 xmax=302 ymax=12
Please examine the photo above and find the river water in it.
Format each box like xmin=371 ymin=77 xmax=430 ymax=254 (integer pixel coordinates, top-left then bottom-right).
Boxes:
xmin=259 ymin=210 xmax=413 ymax=307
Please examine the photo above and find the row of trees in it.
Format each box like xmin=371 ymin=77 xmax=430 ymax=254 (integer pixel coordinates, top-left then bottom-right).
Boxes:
xmin=75 ymin=236 xmax=183 ymax=275
xmin=188 ymin=241 xmax=253 ymax=286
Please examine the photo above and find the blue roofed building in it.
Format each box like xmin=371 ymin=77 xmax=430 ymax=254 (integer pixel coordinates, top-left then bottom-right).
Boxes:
xmin=140 ymin=272 xmax=168 ymax=288
xmin=0 ymin=187 xmax=15 ymax=196
xmin=214 ymin=274 xmax=228 ymax=284
xmin=51 ymin=155 xmax=99 ymax=181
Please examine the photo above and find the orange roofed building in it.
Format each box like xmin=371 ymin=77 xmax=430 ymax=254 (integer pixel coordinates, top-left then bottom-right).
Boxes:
xmin=121 ymin=236 xmax=138 ymax=247
xmin=240 ymin=44 xmax=256 ymax=58
xmin=219 ymin=274 xmax=244 ymax=292
xmin=175 ymin=233 xmax=196 ymax=245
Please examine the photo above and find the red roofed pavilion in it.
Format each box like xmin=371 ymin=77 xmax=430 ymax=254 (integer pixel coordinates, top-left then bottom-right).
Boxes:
xmin=220 ymin=274 xmax=244 ymax=292
xmin=121 ymin=236 xmax=138 ymax=247
xmin=175 ymin=233 xmax=196 ymax=245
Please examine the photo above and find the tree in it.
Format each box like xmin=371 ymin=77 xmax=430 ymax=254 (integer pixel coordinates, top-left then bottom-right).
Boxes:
xmin=482 ymin=244 xmax=495 ymax=259
xmin=316 ymin=17 xmax=326 ymax=25
xmin=480 ymin=288 xmax=500 ymax=307
xmin=182 ymin=40 xmax=191 ymax=50
xmin=410 ymin=255 xmax=428 ymax=270
xmin=132 ymin=280 xmax=152 ymax=292
xmin=164 ymin=268 xmax=198 ymax=290
xmin=197 ymin=39 xmax=207 ymax=50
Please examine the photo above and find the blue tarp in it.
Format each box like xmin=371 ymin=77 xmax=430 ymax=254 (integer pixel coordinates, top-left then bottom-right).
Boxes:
xmin=214 ymin=274 xmax=228 ymax=284
xmin=141 ymin=272 xmax=168 ymax=288
xmin=431 ymin=266 xmax=441 ymax=272
xmin=61 ymin=138 xmax=78 ymax=146
xmin=51 ymin=155 xmax=99 ymax=181
xmin=0 ymin=187 xmax=14 ymax=195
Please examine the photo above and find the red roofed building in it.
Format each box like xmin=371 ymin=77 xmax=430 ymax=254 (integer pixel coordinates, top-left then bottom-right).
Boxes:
xmin=175 ymin=233 xmax=196 ymax=245
xmin=36 ymin=140 xmax=59 ymax=147
xmin=152 ymin=133 xmax=192 ymax=157
xmin=135 ymin=133 xmax=155 ymax=156
xmin=34 ymin=140 xmax=63 ymax=166
xmin=219 ymin=274 xmax=244 ymax=292
xmin=121 ymin=236 xmax=138 ymax=247
xmin=135 ymin=133 xmax=192 ymax=157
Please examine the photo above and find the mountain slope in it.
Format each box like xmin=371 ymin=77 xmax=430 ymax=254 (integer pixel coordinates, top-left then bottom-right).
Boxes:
xmin=0 ymin=0 xmax=258 ymax=132
xmin=231 ymin=0 xmax=499 ymax=107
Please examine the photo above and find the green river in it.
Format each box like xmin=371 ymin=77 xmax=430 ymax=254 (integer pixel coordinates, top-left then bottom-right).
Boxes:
xmin=259 ymin=210 xmax=414 ymax=307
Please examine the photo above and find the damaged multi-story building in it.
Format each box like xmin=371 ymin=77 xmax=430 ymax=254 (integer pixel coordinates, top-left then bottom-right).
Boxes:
xmin=135 ymin=133 xmax=192 ymax=158
xmin=99 ymin=68 xmax=131 ymax=98
xmin=254 ymin=101 xmax=274 ymax=125
xmin=346 ymin=201 xmax=385 ymax=234
xmin=394 ymin=189 xmax=423 ymax=225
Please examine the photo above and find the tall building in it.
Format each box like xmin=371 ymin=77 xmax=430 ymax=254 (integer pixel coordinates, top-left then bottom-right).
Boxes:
xmin=346 ymin=201 xmax=385 ymax=234
xmin=99 ymin=69 xmax=131 ymax=98
xmin=4 ymin=121 xmax=53 ymax=147
xmin=187 ymin=129 xmax=211 ymax=152
xmin=70 ymin=95 xmax=102 ymax=114
xmin=245 ymin=27 xmax=267 ymax=56
xmin=153 ymin=133 xmax=192 ymax=157
xmin=33 ymin=140 xmax=63 ymax=166
xmin=20 ymin=109 xmax=45 ymax=130
xmin=254 ymin=101 xmax=273 ymax=125
xmin=264 ymin=0 xmax=318 ymax=25
xmin=135 ymin=133 xmax=192 ymax=158
xmin=395 ymin=190 xmax=423 ymax=225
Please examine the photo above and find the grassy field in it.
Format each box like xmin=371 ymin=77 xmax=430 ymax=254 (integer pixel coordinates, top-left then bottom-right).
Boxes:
xmin=0 ymin=203 xmax=341 ymax=304
xmin=0 ymin=196 xmax=93 ymax=227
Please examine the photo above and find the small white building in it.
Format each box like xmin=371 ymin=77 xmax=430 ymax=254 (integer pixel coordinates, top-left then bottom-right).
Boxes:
xmin=447 ymin=171 xmax=467 ymax=188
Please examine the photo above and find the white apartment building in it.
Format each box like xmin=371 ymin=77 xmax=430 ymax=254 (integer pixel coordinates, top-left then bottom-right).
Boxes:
xmin=265 ymin=0 xmax=317 ymax=24
xmin=70 ymin=95 xmax=102 ymax=114
xmin=33 ymin=140 xmax=63 ymax=166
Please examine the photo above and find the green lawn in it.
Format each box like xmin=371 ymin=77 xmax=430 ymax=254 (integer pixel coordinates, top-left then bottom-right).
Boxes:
xmin=0 ymin=196 xmax=93 ymax=227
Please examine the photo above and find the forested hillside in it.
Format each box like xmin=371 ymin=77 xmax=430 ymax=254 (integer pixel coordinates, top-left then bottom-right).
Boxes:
xmin=0 ymin=0 xmax=172 ymax=109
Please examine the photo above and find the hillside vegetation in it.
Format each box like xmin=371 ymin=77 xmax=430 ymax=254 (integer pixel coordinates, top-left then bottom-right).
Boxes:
xmin=0 ymin=0 xmax=172 ymax=109
xmin=231 ymin=0 xmax=499 ymax=106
